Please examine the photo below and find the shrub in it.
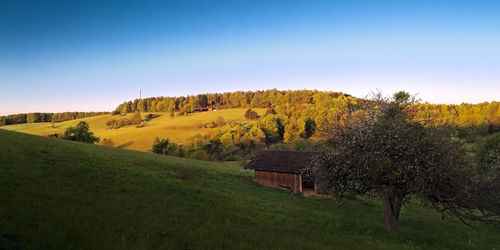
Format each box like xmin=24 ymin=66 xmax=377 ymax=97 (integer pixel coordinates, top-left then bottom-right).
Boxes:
xmin=215 ymin=116 xmax=225 ymax=126
xmin=106 ymin=112 xmax=143 ymax=129
xmin=185 ymin=148 xmax=210 ymax=160
xmin=152 ymin=137 xmax=170 ymax=154
xmin=60 ymin=121 xmax=99 ymax=144
xmin=244 ymin=109 xmax=259 ymax=120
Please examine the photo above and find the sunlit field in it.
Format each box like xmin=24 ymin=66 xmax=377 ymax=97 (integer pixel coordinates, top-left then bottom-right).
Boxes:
xmin=0 ymin=108 xmax=266 ymax=152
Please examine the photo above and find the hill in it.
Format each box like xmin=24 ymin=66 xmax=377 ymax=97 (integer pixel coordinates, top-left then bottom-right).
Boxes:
xmin=0 ymin=108 xmax=266 ymax=152
xmin=1 ymin=129 xmax=499 ymax=249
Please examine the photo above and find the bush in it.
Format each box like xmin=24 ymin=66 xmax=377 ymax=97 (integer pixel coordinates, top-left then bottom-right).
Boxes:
xmin=152 ymin=137 xmax=170 ymax=154
xmin=215 ymin=116 xmax=225 ymax=126
xmin=185 ymin=148 xmax=210 ymax=160
xmin=106 ymin=112 xmax=143 ymax=129
xmin=152 ymin=137 xmax=181 ymax=155
xmin=244 ymin=109 xmax=259 ymax=120
xmin=60 ymin=121 xmax=99 ymax=144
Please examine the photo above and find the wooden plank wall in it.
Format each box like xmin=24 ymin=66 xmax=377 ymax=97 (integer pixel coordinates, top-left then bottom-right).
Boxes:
xmin=253 ymin=170 xmax=302 ymax=193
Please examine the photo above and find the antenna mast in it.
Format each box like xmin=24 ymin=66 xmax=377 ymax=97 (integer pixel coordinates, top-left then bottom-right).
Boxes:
xmin=139 ymin=88 xmax=142 ymax=100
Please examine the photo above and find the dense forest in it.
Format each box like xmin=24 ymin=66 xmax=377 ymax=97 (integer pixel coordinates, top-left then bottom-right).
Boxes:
xmin=0 ymin=112 xmax=109 ymax=126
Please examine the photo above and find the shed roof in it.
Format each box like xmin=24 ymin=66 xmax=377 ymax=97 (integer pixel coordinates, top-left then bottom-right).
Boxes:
xmin=245 ymin=151 xmax=321 ymax=174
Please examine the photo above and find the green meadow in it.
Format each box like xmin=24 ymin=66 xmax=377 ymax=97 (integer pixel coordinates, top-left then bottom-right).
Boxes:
xmin=1 ymin=129 xmax=499 ymax=249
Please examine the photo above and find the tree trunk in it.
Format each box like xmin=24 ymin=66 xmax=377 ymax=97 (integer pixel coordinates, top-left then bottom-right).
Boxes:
xmin=393 ymin=193 xmax=403 ymax=221
xmin=377 ymin=188 xmax=401 ymax=232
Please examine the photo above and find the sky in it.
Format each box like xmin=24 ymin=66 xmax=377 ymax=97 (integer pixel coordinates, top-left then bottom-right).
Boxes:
xmin=1 ymin=0 xmax=499 ymax=115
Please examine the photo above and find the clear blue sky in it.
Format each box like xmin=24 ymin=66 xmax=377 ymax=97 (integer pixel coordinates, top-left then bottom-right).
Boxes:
xmin=1 ymin=0 xmax=499 ymax=115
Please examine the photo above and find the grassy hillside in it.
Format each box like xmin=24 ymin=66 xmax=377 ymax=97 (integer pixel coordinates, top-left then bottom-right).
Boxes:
xmin=0 ymin=108 xmax=266 ymax=152
xmin=1 ymin=129 xmax=499 ymax=249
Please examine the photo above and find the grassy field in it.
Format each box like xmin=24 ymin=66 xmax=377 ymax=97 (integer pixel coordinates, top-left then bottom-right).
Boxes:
xmin=1 ymin=129 xmax=499 ymax=249
xmin=0 ymin=108 xmax=266 ymax=152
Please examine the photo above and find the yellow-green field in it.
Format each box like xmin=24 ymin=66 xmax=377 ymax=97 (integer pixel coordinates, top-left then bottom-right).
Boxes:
xmin=0 ymin=108 xmax=266 ymax=152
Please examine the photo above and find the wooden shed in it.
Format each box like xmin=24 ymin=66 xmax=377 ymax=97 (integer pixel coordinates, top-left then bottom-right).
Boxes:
xmin=245 ymin=151 xmax=320 ymax=194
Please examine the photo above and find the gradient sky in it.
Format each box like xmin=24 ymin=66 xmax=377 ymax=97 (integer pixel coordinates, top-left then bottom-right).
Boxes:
xmin=1 ymin=0 xmax=499 ymax=115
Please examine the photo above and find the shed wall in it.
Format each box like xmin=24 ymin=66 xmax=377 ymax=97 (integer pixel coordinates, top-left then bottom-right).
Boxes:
xmin=253 ymin=170 xmax=302 ymax=193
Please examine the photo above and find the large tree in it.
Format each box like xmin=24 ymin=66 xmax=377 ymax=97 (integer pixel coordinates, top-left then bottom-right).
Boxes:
xmin=60 ymin=121 xmax=100 ymax=144
xmin=313 ymin=91 xmax=499 ymax=232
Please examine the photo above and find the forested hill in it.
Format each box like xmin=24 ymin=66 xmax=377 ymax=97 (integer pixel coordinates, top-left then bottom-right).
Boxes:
xmin=115 ymin=89 xmax=500 ymax=128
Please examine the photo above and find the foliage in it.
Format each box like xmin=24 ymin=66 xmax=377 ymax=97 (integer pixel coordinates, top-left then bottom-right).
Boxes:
xmin=314 ymin=91 xmax=500 ymax=232
xmin=244 ymin=109 xmax=259 ymax=120
xmin=203 ymin=116 xmax=225 ymax=128
xmin=113 ymin=90 xmax=499 ymax=136
xmin=292 ymin=139 xmax=328 ymax=152
xmin=302 ymin=118 xmax=317 ymax=138
xmin=202 ymin=139 xmax=223 ymax=160
xmin=106 ymin=111 xmax=143 ymax=129
xmin=59 ymin=121 xmax=100 ymax=144
xmin=185 ymin=147 xmax=210 ymax=160
xmin=477 ymin=133 xmax=500 ymax=171
xmin=152 ymin=137 xmax=180 ymax=156
xmin=257 ymin=114 xmax=287 ymax=145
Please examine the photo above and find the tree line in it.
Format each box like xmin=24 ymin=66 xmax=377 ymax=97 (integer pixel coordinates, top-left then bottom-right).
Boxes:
xmin=115 ymin=89 xmax=500 ymax=130
xmin=0 ymin=112 xmax=109 ymax=126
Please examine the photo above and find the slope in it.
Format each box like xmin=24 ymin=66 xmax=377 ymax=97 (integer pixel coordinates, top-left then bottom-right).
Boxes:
xmin=0 ymin=129 xmax=499 ymax=249
xmin=0 ymin=108 xmax=266 ymax=152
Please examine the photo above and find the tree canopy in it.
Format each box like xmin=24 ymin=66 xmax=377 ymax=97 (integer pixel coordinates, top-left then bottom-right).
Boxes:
xmin=60 ymin=121 xmax=100 ymax=144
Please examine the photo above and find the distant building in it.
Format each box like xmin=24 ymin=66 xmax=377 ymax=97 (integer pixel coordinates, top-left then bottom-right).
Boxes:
xmin=245 ymin=151 xmax=320 ymax=194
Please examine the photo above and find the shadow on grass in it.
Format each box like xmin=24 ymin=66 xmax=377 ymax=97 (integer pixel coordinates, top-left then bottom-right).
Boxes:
xmin=117 ymin=141 xmax=134 ymax=148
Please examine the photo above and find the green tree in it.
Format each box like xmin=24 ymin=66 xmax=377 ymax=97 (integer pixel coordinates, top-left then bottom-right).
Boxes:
xmin=27 ymin=113 xmax=41 ymax=123
xmin=137 ymin=100 xmax=147 ymax=112
xmin=168 ymin=99 xmax=176 ymax=117
xmin=235 ymin=138 xmax=256 ymax=164
xmin=302 ymin=118 xmax=316 ymax=138
xmin=60 ymin=121 xmax=100 ymax=143
xmin=152 ymin=137 xmax=170 ymax=154
xmin=202 ymin=139 xmax=222 ymax=160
